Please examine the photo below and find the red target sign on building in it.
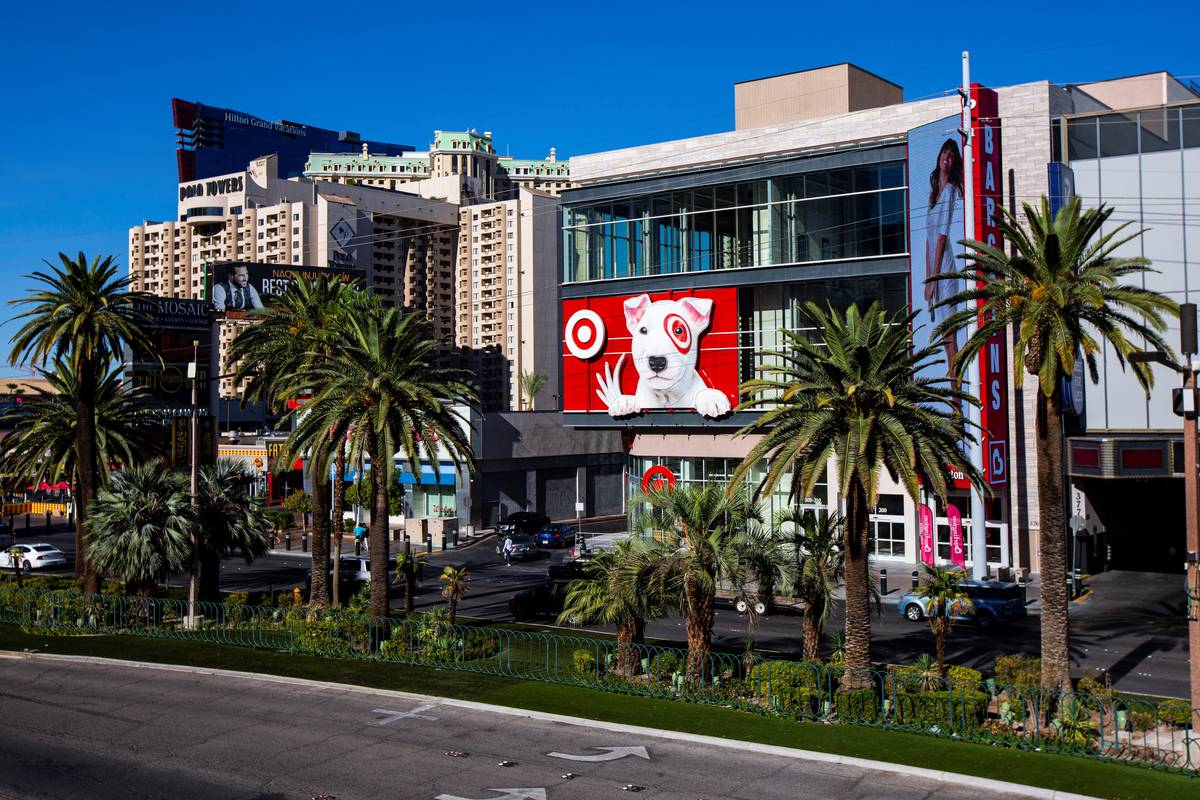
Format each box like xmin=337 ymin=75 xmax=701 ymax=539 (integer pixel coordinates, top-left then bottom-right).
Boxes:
xmin=641 ymin=465 xmax=677 ymax=493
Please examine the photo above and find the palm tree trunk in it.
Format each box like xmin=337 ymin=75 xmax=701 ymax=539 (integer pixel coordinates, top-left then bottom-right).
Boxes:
xmin=802 ymin=594 xmax=824 ymax=661
xmin=309 ymin=474 xmax=331 ymax=609
xmin=615 ymin=615 xmax=640 ymax=675
xmin=199 ymin=550 xmax=221 ymax=602
xmin=331 ymin=447 xmax=346 ymax=608
xmin=447 ymin=596 xmax=458 ymax=625
xmin=1036 ymin=385 xmax=1072 ymax=694
xmin=932 ymin=617 xmax=947 ymax=678
xmin=841 ymin=477 xmax=871 ymax=689
xmin=684 ymin=573 xmax=714 ymax=683
xmin=73 ymin=371 xmax=100 ymax=595
xmin=403 ymin=561 xmax=416 ymax=615
xmin=367 ymin=431 xmax=391 ymax=620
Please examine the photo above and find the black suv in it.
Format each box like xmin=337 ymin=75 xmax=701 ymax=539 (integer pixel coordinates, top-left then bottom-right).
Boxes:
xmin=496 ymin=512 xmax=550 ymax=538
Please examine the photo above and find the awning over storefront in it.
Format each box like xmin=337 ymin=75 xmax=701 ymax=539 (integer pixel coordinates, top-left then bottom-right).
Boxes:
xmin=335 ymin=461 xmax=458 ymax=486
xmin=629 ymin=433 xmax=762 ymax=459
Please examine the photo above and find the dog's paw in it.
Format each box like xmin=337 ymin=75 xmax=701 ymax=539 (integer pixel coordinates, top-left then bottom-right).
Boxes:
xmin=607 ymin=395 xmax=640 ymax=418
xmin=694 ymin=388 xmax=732 ymax=418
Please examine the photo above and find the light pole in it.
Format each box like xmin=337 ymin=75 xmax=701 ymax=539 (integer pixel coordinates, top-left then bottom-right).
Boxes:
xmin=1131 ymin=301 xmax=1199 ymax=715
xmin=187 ymin=339 xmax=199 ymax=627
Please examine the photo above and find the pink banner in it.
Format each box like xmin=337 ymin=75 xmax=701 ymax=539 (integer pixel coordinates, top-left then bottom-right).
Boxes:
xmin=948 ymin=503 xmax=965 ymax=568
xmin=919 ymin=504 xmax=934 ymax=566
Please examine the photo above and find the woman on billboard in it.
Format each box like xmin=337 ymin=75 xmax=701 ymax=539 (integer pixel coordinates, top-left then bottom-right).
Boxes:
xmin=923 ymin=138 xmax=965 ymax=373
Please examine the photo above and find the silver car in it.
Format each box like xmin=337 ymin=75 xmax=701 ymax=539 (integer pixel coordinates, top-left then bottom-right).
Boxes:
xmin=0 ymin=543 xmax=67 ymax=571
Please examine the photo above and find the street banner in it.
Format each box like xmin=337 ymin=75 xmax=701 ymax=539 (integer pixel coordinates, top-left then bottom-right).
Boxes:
xmin=948 ymin=503 xmax=966 ymax=568
xmin=919 ymin=504 xmax=935 ymax=567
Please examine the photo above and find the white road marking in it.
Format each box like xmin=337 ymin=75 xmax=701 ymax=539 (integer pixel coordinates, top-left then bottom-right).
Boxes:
xmin=547 ymin=745 xmax=649 ymax=762
xmin=370 ymin=703 xmax=438 ymax=724
xmin=435 ymin=790 xmax=547 ymax=800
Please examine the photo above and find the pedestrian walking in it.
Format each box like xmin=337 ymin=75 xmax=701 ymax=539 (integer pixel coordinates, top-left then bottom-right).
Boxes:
xmin=502 ymin=535 xmax=514 ymax=566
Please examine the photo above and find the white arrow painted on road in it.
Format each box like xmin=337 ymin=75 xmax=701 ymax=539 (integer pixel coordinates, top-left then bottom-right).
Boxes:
xmin=546 ymin=746 xmax=650 ymax=762
xmin=435 ymin=790 xmax=546 ymax=800
xmin=370 ymin=703 xmax=438 ymax=724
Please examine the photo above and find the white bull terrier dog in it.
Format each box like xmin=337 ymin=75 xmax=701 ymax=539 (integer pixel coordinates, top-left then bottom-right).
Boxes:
xmin=596 ymin=293 xmax=732 ymax=418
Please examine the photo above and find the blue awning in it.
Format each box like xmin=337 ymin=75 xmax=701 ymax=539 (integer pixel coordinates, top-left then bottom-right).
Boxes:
xmin=334 ymin=461 xmax=457 ymax=487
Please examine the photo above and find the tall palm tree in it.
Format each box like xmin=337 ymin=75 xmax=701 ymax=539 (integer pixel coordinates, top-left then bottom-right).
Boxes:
xmin=439 ymin=565 xmax=470 ymax=625
xmin=932 ymin=198 xmax=1176 ymax=693
xmin=734 ymin=302 xmax=980 ymax=687
xmin=558 ymin=537 xmax=665 ymax=675
xmin=914 ymin=565 xmax=973 ymax=678
xmin=777 ymin=508 xmax=846 ymax=662
xmin=8 ymin=253 xmax=155 ymax=593
xmin=87 ymin=464 xmax=194 ymax=597
xmin=284 ymin=307 xmax=476 ymax=618
xmin=641 ymin=483 xmax=751 ymax=682
xmin=195 ymin=459 xmax=272 ymax=600
xmin=227 ymin=275 xmax=362 ymax=609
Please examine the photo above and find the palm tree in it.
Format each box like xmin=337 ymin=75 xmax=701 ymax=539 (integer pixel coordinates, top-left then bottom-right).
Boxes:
xmin=914 ymin=565 xmax=973 ymax=678
xmin=227 ymin=275 xmax=361 ymax=609
xmin=394 ymin=550 xmax=426 ymax=615
xmin=8 ymin=253 xmax=155 ymax=593
xmin=7 ymin=546 xmax=24 ymax=588
xmin=641 ymin=483 xmax=751 ymax=682
xmin=195 ymin=459 xmax=272 ymax=600
xmin=87 ymin=464 xmax=194 ymax=596
xmin=735 ymin=515 xmax=785 ymax=616
xmin=284 ymin=307 xmax=476 ymax=618
xmin=558 ymin=537 xmax=665 ymax=675
xmin=931 ymin=198 xmax=1176 ymax=693
xmin=733 ymin=302 xmax=980 ymax=688
xmin=439 ymin=565 xmax=469 ymax=624
xmin=777 ymin=508 xmax=846 ymax=662
xmin=518 ymin=370 xmax=547 ymax=410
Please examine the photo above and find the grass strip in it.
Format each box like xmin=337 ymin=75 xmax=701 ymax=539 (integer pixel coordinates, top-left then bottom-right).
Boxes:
xmin=0 ymin=624 xmax=1192 ymax=800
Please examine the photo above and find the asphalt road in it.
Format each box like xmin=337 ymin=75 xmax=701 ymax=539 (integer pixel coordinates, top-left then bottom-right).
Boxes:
xmin=0 ymin=657 xmax=1035 ymax=800
xmin=15 ymin=523 xmax=1192 ymax=698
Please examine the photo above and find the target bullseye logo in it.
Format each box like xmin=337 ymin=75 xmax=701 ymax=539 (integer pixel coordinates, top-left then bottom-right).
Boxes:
xmin=565 ymin=309 xmax=606 ymax=360
xmin=663 ymin=312 xmax=691 ymax=354
xmin=641 ymin=465 xmax=677 ymax=493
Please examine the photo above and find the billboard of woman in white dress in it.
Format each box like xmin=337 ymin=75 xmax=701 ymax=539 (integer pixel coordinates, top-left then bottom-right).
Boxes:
xmin=908 ymin=117 xmax=966 ymax=384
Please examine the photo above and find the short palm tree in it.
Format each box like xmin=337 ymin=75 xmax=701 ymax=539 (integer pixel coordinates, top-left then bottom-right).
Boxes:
xmin=932 ymin=198 xmax=1176 ymax=693
xmin=735 ymin=515 xmax=785 ymax=615
xmin=394 ymin=550 xmax=426 ymax=615
xmin=227 ymin=275 xmax=362 ymax=609
xmin=7 ymin=546 xmax=25 ymax=588
xmin=284 ymin=307 xmax=476 ymax=619
xmin=87 ymin=465 xmax=194 ymax=596
xmin=558 ymin=537 xmax=664 ymax=675
xmin=439 ymin=565 xmax=470 ymax=625
xmin=9 ymin=253 xmax=155 ymax=593
xmin=641 ymin=483 xmax=751 ymax=682
xmin=734 ymin=302 xmax=981 ymax=687
xmin=914 ymin=565 xmax=973 ymax=678
xmin=777 ymin=508 xmax=846 ymax=662
xmin=195 ymin=459 xmax=272 ymax=601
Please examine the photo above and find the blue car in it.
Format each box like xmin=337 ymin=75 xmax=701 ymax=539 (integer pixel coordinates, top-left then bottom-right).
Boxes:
xmin=897 ymin=580 xmax=1026 ymax=629
xmin=535 ymin=523 xmax=575 ymax=548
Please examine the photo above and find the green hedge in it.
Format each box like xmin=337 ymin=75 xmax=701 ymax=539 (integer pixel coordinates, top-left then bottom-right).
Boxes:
xmin=893 ymin=690 xmax=989 ymax=730
xmin=836 ymin=688 xmax=880 ymax=723
xmin=745 ymin=660 xmax=826 ymax=716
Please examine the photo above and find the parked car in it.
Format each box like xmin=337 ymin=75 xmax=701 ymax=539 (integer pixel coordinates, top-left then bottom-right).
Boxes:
xmin=897 ymin=580 xmax=1026 ymax=628
xmin=546 ymin=558 xmax=591 ymax=581
xmin=0 ymin=543 xmax=66 ymax=571
xmin=496 ymin=512 xmax=550 ymax=538
xmin=535 ymin=523 xmax=575 ymax=548
xmin=497 ymin=532 xmax=538 ymax=562
xmin=508 ymin=580 xmax=574 ymax=621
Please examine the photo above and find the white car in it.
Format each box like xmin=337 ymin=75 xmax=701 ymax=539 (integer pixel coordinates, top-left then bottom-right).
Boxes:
xmin=0 ymin=543 xmax=67 ymax=571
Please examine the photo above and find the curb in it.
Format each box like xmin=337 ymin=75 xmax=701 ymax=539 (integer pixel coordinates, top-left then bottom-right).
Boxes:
xmin=0 ymin=650 xmax=1098 ymax=800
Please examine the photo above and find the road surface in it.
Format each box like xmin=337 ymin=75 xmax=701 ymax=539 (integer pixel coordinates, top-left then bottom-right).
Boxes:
xmin=0 ymin=657 xmax=1038 ymax=800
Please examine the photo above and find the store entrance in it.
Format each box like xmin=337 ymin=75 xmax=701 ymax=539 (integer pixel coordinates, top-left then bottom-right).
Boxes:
xmin=1084 ymin=477 xmax=1185 ymax=573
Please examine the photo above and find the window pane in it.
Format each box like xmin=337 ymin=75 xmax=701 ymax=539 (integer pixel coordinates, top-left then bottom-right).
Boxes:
xmin=1140 ymin=108 xmax=1180 ymax=153
xmin=1098 ymin=113 xmax=1138 ymax=158
xmin=1067 ymin=117 xmax=1098 ymax=160
xmin=1184 ymin=105 xmax=1200 ymax=150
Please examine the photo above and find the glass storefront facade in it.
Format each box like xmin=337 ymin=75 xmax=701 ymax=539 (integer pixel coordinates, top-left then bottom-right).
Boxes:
xmin=564 ymin=162 xmax=907 ymax=283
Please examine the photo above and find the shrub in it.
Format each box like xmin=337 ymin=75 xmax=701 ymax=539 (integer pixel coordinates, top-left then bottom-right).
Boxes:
xmin=225 ymin=591 xmax=250 ymax=605
xmin=745 ymin=660 xmax=825 ymax=716
xmin=947 ymin=665 xmax=982 ymax=689
xmin=295 ymin=617 xmax=371 ymax=657
xmin=572 ymin=648 xmax=598 ymax=677
xmin=1157 ymin=699 xmax=1194 ymax=728
xmin=1076 ymin=677 xmax=1108 ymax=697
xmin=893 ymin=690 xmax=989 ymax=731
xmin=646 ymin=651 xmax=682 ymax=681
xmin=835 ymin=688 xmax=880 ymax=723
xmin=994 ymin=654 xmax=1040 ymax=689
xmin=1128 ymin=707 xmax=1156 ymax=732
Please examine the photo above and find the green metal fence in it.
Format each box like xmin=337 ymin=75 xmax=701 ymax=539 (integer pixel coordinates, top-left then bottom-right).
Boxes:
xmin=1 ymin=585 xmax=1195 ymax=775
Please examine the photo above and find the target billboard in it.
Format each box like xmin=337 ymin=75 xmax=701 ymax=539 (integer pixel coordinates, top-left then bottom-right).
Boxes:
xmin=562 ymin=287 xmax=738 ymax=419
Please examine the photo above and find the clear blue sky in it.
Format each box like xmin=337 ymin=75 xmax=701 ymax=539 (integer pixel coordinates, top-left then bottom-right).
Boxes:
xmin=0 ymin=1 xmax=1193 ymax=377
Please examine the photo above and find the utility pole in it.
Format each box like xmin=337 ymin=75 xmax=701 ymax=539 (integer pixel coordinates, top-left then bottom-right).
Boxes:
xmin=1180 ymin=304 xmax=1200 ymax=717
xmin=960 ymin=50 xmax=988 ymax=580
xmin=187 ymin=339 xmax=199 ymax=626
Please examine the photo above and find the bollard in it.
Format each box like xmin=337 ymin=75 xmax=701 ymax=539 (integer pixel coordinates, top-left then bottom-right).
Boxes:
xmin=354 ymin=539 xmax=361 ymax=557
xmin=293 ymin=586 xmax=302 ymax=606
xmin=24 ymin=513 xmax=30 ymax=532
xmin=911 ymin=570 xmax=920 ymax=590
xmin=285 ymin=531 xmax=292 ymax=551
xmin=879 ymin=569 xmax=888 ymax=596
xmin=425 ymin=535 xmax=433 ymax=555
xmin=45 ymin=511 xmax=52 ymax=531
xmin=66 ymin=512 xmax=73 ymax=532
xmin=404 ymin=538 xmax=411 ymax=558
xmin=301 ymin=532 xmax=308 ymax=553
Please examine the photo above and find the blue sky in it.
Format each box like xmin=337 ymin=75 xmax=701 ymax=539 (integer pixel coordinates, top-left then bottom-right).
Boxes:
xmin=0 ymin=1 xmax=1194 ymax=377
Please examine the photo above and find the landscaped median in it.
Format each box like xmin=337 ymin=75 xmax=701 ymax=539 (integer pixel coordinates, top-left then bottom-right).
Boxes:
xmin=0 ymin=585 xmax=1196 ymax=800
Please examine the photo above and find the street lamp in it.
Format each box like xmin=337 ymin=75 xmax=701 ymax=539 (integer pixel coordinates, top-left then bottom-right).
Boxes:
xmin=1132 ymin=301 xmax=1199 ymax=717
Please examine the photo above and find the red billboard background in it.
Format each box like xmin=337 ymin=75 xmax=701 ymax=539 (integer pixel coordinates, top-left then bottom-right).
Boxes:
xmin=562 ymin=287 xmax=739 ymax=416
